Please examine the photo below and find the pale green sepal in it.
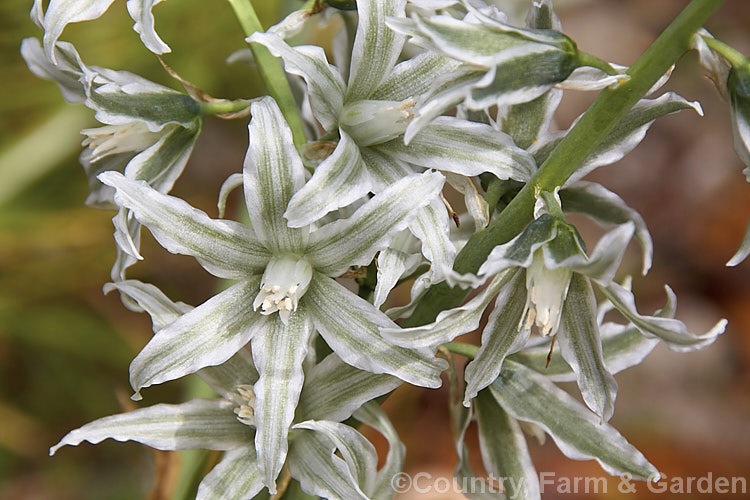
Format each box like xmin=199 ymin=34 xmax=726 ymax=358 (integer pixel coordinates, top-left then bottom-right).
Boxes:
xmin=548 ymin=222 xmax=635 ymax=285
xmin=478 ymin=215 xmax=557 ymax=277
xmin=50 ymin=399 xmax=251 ymax=456
xmin=252 ymin=307 xmax=313 ymax=493
xmin=103 ymin=279 xmax=191 ymax=332
xmin=510 ymin=321 xmax=659 ymax=383
xmin=598 ymin=282 xmax=727 ymax=352
xmin=297 ymin=354 xmax=401 ymax=422
xmin=560 ymin=182 xmax=653 ymax=275
xmin=244 ymin=97 xmax=309 ymax=253
xmin=129 ymin=278 xmax=268 ymax=399
xmin=497 ymin=89 xmax=562 ymax=150
xmin=370 ymin=52 xmax=462 ymax=101
xmin=464 ymin=269 xmax=529 ymax=404
xmin=359 ymin=146 xmax=415 ymax=191
xmin=196 ymin=447 xmax=264 ymax=500
xmin=36 ymin=0 xmax=117 ymax=63
xmin=307 ymin=273 xmax=447 ymax=388
xmin=288 ymin=428 xmax=369 ymax=500
xmin=408 ymin=200 xmax=456 ymax=283
xmin=373 ymin=245 xmax=421 ymax=309
xmin=557 ymin=66 xmax=629 ymax=91
xmin=525 ymin=0 xmax=561 ymax=31
xmin=561 ymin=93 xmax=703 ymax=185
xmin=293 ymin=420 xmax=377 ymax=496
xmin=381 ymin=270 xmax=512 ymax=349
xmin=691 ymin=29 xmax=730 ymax=99
xmin=126 ymin=0 xmax=171 ymax=54
xmin=20 ymin=38 xmax=86 ymax=103
xmin=475 ymin=391 xmax=541 ymax=500
xmin=490 ymin=361 xmax=659 ymax=480
xmin=111 ymin=216 xmax=141 ymax=282
xmin=99 ymin=172 xmax=271 ymax=279
xmin=354 ymin=402 xmax=406 ymax=500
xmin=346 ymin=0 xmax=407 ymax=102
xmin=558 ymin=274 xmax=618 ymax=421
xmin=727 ymin=217 xmax=750 ymax=267
xmin=285 ymin=130 xmax=371 ymax=228
xmin=126 ymin=124 xmax=201 ymax=193
xmin=111 ymin=206 xmax=142 ymax=260
xmin=306 ymin=172 xmax=444 ymax=277
xmin=248 ymin=33 xmax=345 ymax=132
xmin=380 ymin=117 xmax=535 ymax=181
xmin=218 ymin=173 xmax=244 ymax=218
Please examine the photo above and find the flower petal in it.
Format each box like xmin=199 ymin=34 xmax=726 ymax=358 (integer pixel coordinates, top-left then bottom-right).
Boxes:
xmin=558 ymin=274 xmax=618 ymax=421
xmin=561 ymin=182 xmax=653 ymax=275
xmin=408 ymin=199 xmax=457 ymax=282
xmin=103 ymin=279 xmax=190 ymax=332
xmin=598 ymin=281 xmax=727 ymax=352
xmin=50 ymin=399 xmax=250 ymax=456
xmin=354 ymin=402 xmax=406 ymax=499
xmin=99 ymin=172 xmax=271 ymax=279
xmin=306 ymin=172 xmax=444 ymax=276
xmin=346 ymin=0 xmax=407 ymax=102
xmin=126 ymin=0 xmax=171 ymax=54
xmin=307 ymin=273 xmax=447 ymax=388
xmin=293 ymin=420 xmax=377 ymax=496
xmin=475 ymin=391 xmax=540 ymax=500
xmin=248 ymin=33 xmax=345 ymax=131
xmin=244 ymin=97 xmax=309 ymax=253
xmin=36 ymin=0 xmax=117 ymax=63
xmin=252 ymin=307 xmax=313 ymax=493
xmin=380 ymin=116 xmax=535 ymax=181
xmin=298 ymin=353 xmax=401 ymax=423
xmin=490 ymin=361 xmax=658 ymax=480
xmin=196 ymin=447 xmax=264 ymax=500
xmin=373 ymin=246 xmax=421 ymax=309
xmin=21 ymin=37 xmax=86 ymax=103
xmin=217 ymin=173 xmax=244 ymax=219
xmin=370 ymin=52 xmax=462 ymax=101
xmin=129 ymin=278 xmax=269 ymax=398
xmin=288 ymin=426 xmax=370 ymax=500
xmin=727 ymin=215 xmax=750 ymax=267
xmin=478 ymin=215 xmax=557 ymax=277
xmin=496 ymin=89 xmax=561 ymax=150
xmin=464 ymin=269 xmax=529 ymax=404
xmin=285 ymin=130 xmax=371 ymax=227
xmin=381 ymin=270 xmax=512 ymax=349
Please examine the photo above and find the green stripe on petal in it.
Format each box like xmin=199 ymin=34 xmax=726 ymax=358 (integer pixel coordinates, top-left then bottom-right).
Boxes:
xmin=248 ymin=33 xmax=345 ymax=131
xmin=244 ymin=97 xmax=309 ymax=253
xmin=284 ymin=130 xmax=370 ymax=228
xmin=298 ymin=354 xmax=401 ymax=423
xmin=346 ymin=0 xmax=406 ymax=102
xmin=196 ymin=447 xmax=264 ymax=500
xmin=490 ymin=361 xmax=658 ymax=480
xmin=380 ymin=116 xmax=535 ymax=181
xmin=599 ymin=281 xmax=727 ymax=352
xmin=252 ymin=308 xmax=313 ymax=494
xmin=464 ymin=269 xmax=529 ymax=404
xmin=99 ymin=172 xmax=271 ymax=279
xmin=129 ymin=278 xmax=268 ymax=398
xmin=558 ymin=274 xmax=618 ymax=421
xmin=293 ymin=420 xmax=377 ymax=495
xmin=306 ymin=172 xmax=444 ymax=276
xmin=475 ymin=391 xmax=540 ymax=500
xmin=382 ymin=270 xmax=512 ymax=349
xmin=288 ymin=428 xmax=370 ymax=500
xmin=50 ymin=399 xmax=250 ymax=455
xmin=307 ymin=273 xmax=447 ymax=388
xmin=371 ymin=52 xmax=462 ymax=101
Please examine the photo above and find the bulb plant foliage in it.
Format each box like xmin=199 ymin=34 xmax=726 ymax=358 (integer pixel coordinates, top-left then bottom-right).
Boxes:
xmin=23 ymin=0 xmax=745 ymax=498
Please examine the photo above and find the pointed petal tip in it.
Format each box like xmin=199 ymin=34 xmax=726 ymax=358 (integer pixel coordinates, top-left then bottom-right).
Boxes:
xmin=130 ymin=391 xmax=143 ymax=402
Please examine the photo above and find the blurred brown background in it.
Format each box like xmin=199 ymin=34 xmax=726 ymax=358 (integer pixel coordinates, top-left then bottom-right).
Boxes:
xmin=1 ymin=0 xmax=749 ymax=499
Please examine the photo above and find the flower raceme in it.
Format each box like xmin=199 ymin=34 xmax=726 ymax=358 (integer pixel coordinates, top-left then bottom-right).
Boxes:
xmin=98 ymin=96 xmax=448 ymax=491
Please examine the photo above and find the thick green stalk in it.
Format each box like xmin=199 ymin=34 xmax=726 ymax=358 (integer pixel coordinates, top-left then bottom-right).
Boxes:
xmin=403 ymin=0 xmax=726 ymax=327
xmin=226 ymin=0 xmax=307 ymax=146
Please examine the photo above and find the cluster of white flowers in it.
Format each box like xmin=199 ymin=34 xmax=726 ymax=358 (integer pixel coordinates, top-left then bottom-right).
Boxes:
xmin=24 ymin=0 xmax=748 ymax=498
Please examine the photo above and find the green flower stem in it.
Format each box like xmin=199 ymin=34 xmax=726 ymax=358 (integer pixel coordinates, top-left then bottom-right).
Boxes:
xmin=226 ymin=0 xmax=307 ymax=146
xmin=403 ymin=0 xmax=726 ymax=327
xmin=701 ymin=35 xmax=749 ymax=71
xmin=576 ymin=51 xmax=621 ymax=76
xmin=199 ymin=99 xmax=255 ymax=116
xmin=443 ymin=342 xmax=478 ymax=360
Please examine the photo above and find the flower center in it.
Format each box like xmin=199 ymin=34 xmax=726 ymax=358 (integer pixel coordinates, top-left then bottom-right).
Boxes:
xmin=81 ymin=122 xmax=161 ymax=162
xmin=253 ymin=254 xmax=313 ymax=324
xmin=340 ymin=98 xmax=415 ymax=146
xmin=233 ymin=384 xmax=255 ymax=427
xmin=522 ymin=250 xmax=572 ymax=336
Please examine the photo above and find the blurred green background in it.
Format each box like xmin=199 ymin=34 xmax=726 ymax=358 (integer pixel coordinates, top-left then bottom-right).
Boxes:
xmin=1 ymin=1 xmax=749 ymax=499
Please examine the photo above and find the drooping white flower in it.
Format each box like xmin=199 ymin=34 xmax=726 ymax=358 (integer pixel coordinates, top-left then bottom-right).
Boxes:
xmin=98 ymin=96 xmax=448 ymax=491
